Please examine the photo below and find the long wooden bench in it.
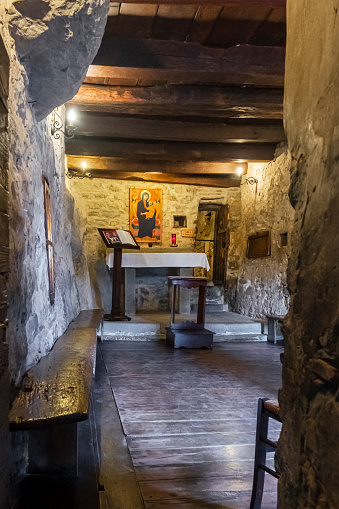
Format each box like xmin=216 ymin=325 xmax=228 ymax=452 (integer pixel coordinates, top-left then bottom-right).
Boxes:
xmin=9 ymin=309 xmax=103 ymax=475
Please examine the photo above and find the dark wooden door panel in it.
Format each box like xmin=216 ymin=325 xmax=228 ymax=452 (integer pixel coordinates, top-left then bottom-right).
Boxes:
xmin=213 ymin=204 xmax=230 ymax=285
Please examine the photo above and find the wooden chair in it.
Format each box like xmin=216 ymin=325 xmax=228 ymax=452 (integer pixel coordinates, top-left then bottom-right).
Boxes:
xmin=250 ymin=398 xmax=282 ymax=509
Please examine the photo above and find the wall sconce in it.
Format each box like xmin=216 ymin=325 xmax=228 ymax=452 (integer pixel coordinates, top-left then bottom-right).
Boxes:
xmin=241 ymin=177 xmax=258 ymax=186
xmin=171 ymin=233 xmax=178 ymax=247
xmin=66 ymin=160 xmax=92 ymax=179
xmin=51 ymin=107 xmax=76 ymax=140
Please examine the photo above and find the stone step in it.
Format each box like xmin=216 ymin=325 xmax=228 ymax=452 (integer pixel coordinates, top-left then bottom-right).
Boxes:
xmin=191 ymin=303 xmax=228 ymax=313
xmin=206 ymin=321 xmax=262 ymax=335
xmin=103 ymin=314 xmax=262 ymax=339
xmin=103 ymin=321 xmax=161 ymax=338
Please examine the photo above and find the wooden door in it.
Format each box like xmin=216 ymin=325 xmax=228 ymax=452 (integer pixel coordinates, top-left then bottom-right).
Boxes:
xmin=0 ymin=34 xmax=10 ymax=509
xmin=195 ymin=205 xmax=218 ymax=279
xmin=213 ymin=204 xmax=230 ymax=285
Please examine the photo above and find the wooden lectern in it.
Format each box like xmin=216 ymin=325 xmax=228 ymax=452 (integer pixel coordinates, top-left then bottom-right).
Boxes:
xmin=98 ymin=228 xmax=140 ymax=321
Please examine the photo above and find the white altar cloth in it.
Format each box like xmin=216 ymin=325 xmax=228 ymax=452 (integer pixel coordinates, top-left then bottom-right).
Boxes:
xmin=106 ymin=252 xmax=210 ymax=271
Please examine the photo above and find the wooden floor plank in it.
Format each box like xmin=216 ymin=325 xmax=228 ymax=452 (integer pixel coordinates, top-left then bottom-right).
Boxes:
xmin=123 ymin=417 xmax=281 ymax=438
xmin=134 ymin=459 xmax=256 ymax=481
xmin=98 ymin=340 xmax=282 ymax=509
xmin=144 ymin=488 xmax=277 ymax=508
xmin=139 ymin=474 xmax=277 ymax=501
xmin=127 ymin=428 xmax=279 ymax=450
xmin=129 ymin=444 xmax=272 ymax=467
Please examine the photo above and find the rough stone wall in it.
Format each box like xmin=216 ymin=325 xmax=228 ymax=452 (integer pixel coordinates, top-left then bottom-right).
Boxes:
xmin=278 ymin=2 xmax=339 ymax=508
xmin=0 ymin=5 xmax=85 ymax=501
xmin=7 ymin=101 xmax=81 ymax=381
xmin=6 ymin=0 xmax=109 ymax=120
xmin=67 ymin=178 xmax=236 ymax=312
xmin=234 ymin=149 xmax=295 ymax=318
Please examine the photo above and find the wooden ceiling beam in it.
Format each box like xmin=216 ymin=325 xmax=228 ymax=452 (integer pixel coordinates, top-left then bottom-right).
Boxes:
xmin=66 ymin=155 xmax=248 ymax=175
xmin=73 ymin=113 xmax=285 ymax=143
xmin=109 ymin=1 xmax=285 ymax=7
xmin=85 ymin=40 xmax=285 ymax=87
xmin=68 ymin=84 xmax=283 ymax=119
xmin=66 ymin=138 xmax=277 ymax=162
xmin=67 ymin=169 xmax=241 ymax=188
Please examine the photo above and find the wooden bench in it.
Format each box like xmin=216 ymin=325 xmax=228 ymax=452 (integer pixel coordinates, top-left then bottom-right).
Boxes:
xmin=267 ymin=314 xmax=284 ymax=344
xmin=9 ymin=309 xmax=103 ymax=475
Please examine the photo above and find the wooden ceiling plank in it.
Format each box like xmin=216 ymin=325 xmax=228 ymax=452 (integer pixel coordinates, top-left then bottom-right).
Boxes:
xmin=150 ymin=5 xmax=199 ymax=41
xmin=206 ymin=6 xmax=272 ymax=47
xmin=88 ymin=40 xmax=285 ymax=87
xmin=66 ymin=155 xmax=247 ymax=174
xmin=73 ymin=113 xmax=286 ymax=143
xmin=249 ymin=7 xmax=286 ymax=46
xmin=69 ymin=84 xmax=283 ymax=119
xmin=94 ymin=37 xmax=283 ymax=64
xmin=185 ymin=6 xmax=224 ymax=45
xmin=105 ymin=4 xmax=158 ymax=38
xmin=66 ymin=138 xmax=277 ymax=162
xmin=114 ymin=0 xmax=285 ymax=6
xmin=108 ymin=2 xmax=120 ymax=17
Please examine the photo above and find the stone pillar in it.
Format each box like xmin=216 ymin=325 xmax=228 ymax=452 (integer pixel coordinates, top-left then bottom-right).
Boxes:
xmin=278 ymin=2 xmax=339 ymax=508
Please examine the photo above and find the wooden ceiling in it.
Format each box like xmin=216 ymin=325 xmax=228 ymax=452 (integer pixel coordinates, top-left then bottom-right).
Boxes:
xmin=66 ymin=0 xmax=286 ymax=188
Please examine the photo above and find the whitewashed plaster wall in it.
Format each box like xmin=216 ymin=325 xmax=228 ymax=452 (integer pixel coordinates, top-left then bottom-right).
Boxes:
xmin=233 ymin=148 xmax=295 ymax=318
xmin=67 ymin=177 xmax=237 ymax=312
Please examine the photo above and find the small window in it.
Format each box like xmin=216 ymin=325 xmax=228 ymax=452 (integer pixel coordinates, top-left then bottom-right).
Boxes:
xmin=247 ymin=231 xmax=271 ymax=258
xmin=42 ymin=177 xmax=55 ymax=305
xmin=173 ymin=215 xmax=187 ymax=228
xmin=280 ymin=232 xmax=288 ymax=247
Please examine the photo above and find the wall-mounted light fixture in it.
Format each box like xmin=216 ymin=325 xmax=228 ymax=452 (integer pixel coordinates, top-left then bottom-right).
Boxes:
xmin=51 ymin=107 xmax=76 ymax=140
xmin=241 ymin=177 xmax=258 ymax=186
xmin=66 ymin=160 xmax=92 ymax=179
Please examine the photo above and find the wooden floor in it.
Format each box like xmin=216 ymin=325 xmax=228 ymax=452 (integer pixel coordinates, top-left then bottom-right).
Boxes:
xmin=95 ymin=340 xmax=283 ymax=509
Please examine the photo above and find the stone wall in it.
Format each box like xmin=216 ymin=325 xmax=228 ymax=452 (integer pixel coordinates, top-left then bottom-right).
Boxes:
xmin=67 ymin=178 xmax=238 ymax=312
xmin=0 ymin=3 xmax=87 ymax=504
xmin=278 ymin=2 xmax=339 ymax=508
xmin=67 ymin=165 xmax=295 ymax=318
xmin=233 ymin=149 xmax=294 ymax=318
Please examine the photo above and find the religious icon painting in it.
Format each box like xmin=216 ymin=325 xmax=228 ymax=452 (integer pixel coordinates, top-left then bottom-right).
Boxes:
xmin=130 ymin=188 xmax=162 ymax=243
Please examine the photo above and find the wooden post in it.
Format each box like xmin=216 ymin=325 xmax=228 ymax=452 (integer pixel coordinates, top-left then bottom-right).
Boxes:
xmin=105 ymin=247 xmax=131 ymax=321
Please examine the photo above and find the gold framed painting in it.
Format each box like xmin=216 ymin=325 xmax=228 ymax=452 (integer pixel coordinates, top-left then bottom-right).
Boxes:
xmin=130 ymin=188 xmax=162 ymax=243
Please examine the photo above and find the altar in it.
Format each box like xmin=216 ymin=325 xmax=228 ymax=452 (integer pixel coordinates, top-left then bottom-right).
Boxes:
xmin=106 ymin=252 xmax=210 ymax=315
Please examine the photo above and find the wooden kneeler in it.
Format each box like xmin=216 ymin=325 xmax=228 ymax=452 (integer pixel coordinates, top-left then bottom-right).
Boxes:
xmin=250 ymin=398 xmax=281 ymax=509
xmin=166 ymin=276 xmax=214 ymax=348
